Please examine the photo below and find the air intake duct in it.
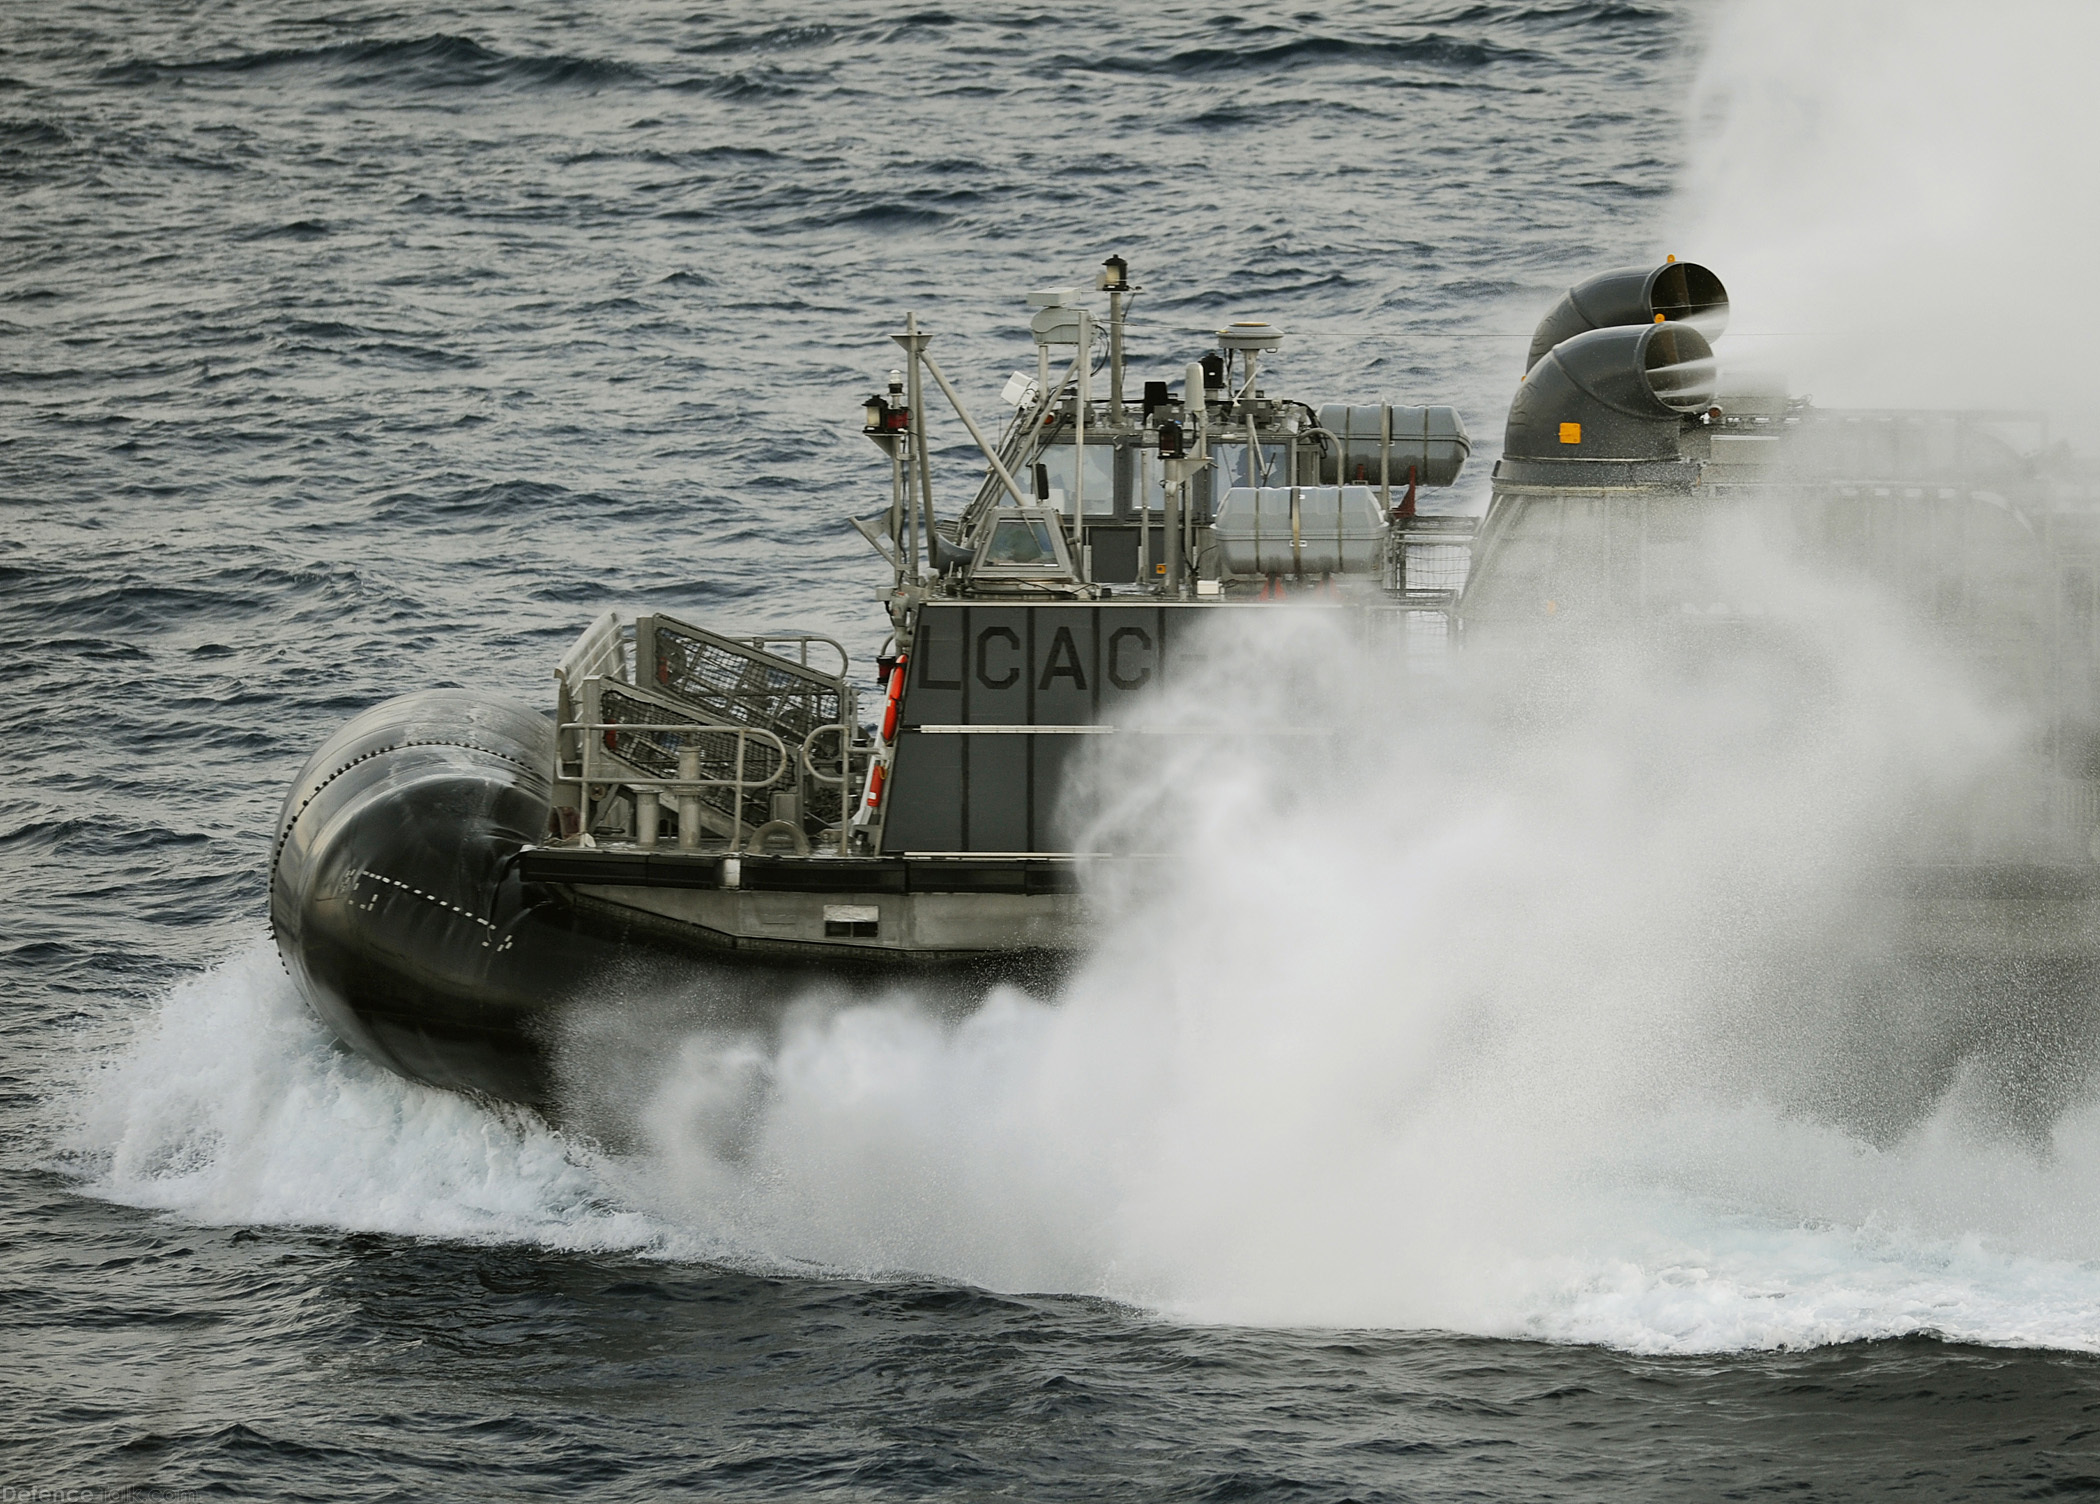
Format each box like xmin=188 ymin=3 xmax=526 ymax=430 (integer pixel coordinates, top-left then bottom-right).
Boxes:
xmin=1504 ymin=323 xmax=1716 ymax=463
xmin=1523 ymin=260 xmax=1727 ymax=373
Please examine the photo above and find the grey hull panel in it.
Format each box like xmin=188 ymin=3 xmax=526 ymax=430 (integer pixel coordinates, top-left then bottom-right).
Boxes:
xmin=567 ymin=882 xmax=1079 ymax=970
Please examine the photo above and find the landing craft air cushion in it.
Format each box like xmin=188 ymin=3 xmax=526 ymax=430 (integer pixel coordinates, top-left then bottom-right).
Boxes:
xmin=273 ymin=254 xmax=2100 ymax=1107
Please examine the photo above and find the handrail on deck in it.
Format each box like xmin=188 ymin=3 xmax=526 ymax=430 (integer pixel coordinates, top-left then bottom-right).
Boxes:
xmin=735 ymin=632 xmax=851 ymax=681
xmin=568 ymin=718 xmax=791 ymax=849
xmin=799 ymin=722 xmax=860 ymax=856
xmin=569 ymin=720 xmax=791 ymax=792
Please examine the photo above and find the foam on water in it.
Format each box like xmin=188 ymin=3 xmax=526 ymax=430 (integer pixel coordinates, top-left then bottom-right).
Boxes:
xmin=60 ymin=940 xmax=2100 ymax=1355
xmin=60 ymin=947 xmax=666 ymax=1254
xmin=61 ymin=558 xmax=2100 ymax=1357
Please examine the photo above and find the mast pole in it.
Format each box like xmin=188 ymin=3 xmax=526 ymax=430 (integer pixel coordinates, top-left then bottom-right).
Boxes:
xmin=1138 ymin=446 xmax=1151 ymax=592
xmin=1183 ymin=359 xmax=1206 ymax=598
xmin=897 ymin=313 xmax=936 ymax=583
xmin=904 ymin=431 xmax=921 ymax=585
xmin=1108 ymin=288 xmax=1125 ymax=420
xmin=889 ymin=440 xmax=907 ymax=584
xmin=1075 ymin=307 xmax=1090 ymax=581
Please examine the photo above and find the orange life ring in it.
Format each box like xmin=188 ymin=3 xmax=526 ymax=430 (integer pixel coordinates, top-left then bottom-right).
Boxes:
xmin=879 ymin=655 xmax=908 ymax=742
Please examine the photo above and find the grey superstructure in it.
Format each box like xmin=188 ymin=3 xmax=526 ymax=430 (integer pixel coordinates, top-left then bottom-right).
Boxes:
xmin=271 ymin=257 xmax=1476 ymax=1102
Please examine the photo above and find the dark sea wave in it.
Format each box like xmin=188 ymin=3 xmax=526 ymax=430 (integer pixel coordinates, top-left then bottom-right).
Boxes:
xmin=96 ymin=35 xmax=653 ymax=93
xmin=5 ymin=0 xmax=2098 ymax=1498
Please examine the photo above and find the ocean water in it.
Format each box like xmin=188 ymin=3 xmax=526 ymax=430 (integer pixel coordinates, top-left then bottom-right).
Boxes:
xmin=7 ymin=1 xmax=2100 ymax=1498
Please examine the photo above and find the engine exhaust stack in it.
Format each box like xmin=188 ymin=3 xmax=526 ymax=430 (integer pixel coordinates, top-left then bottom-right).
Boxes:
xmin=1523 ymin=260 xmax=1728 ymax=374
xmin=1504 ymin=322 xmax=1717 ymax=463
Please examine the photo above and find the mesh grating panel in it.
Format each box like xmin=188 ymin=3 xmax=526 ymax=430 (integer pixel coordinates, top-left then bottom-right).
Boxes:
xmin=647 ymin=620 xmax=845 ymax=746
xmin=1396 ymin=541 xmax=1471 ymax=594
xmin=599 ymin=686 xmax=789 ymax=831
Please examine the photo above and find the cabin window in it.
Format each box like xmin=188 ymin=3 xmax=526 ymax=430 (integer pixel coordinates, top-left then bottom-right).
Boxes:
xmin=1038 ymin=443 xmax=1116 ymax=516
xmin=1214 ymin=441 xmax=1289 ymax=491
xmin=986 ymin=515 xmax=1061 ymax=567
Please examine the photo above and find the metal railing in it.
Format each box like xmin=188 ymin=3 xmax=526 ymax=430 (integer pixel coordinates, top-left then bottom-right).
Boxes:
xmin=540 ymin=610 xmax=878 ymax=856
xmin=738 ymin=632 xmax=851 ymax=681
xmin=1385 ymin=516 xmax=1475 ymax=599
xmin=571 ymin=709 xmax=791 ymax=850
xmin=555 ymin=662 xmax=876 ymax=854
xmin=577 ymin=671 xmax=794 ymax=845
xmin=798 ymin=722 xmax=863 ymax=856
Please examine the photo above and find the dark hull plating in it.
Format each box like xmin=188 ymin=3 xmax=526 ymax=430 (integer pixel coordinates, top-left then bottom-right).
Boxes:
xmin=269 ymin=690 xmax=632 ymax=1105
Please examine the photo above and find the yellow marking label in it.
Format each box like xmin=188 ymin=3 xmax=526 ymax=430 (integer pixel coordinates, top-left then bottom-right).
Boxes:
xmin=1558 ymin=421 xmax=1582 ymax=444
